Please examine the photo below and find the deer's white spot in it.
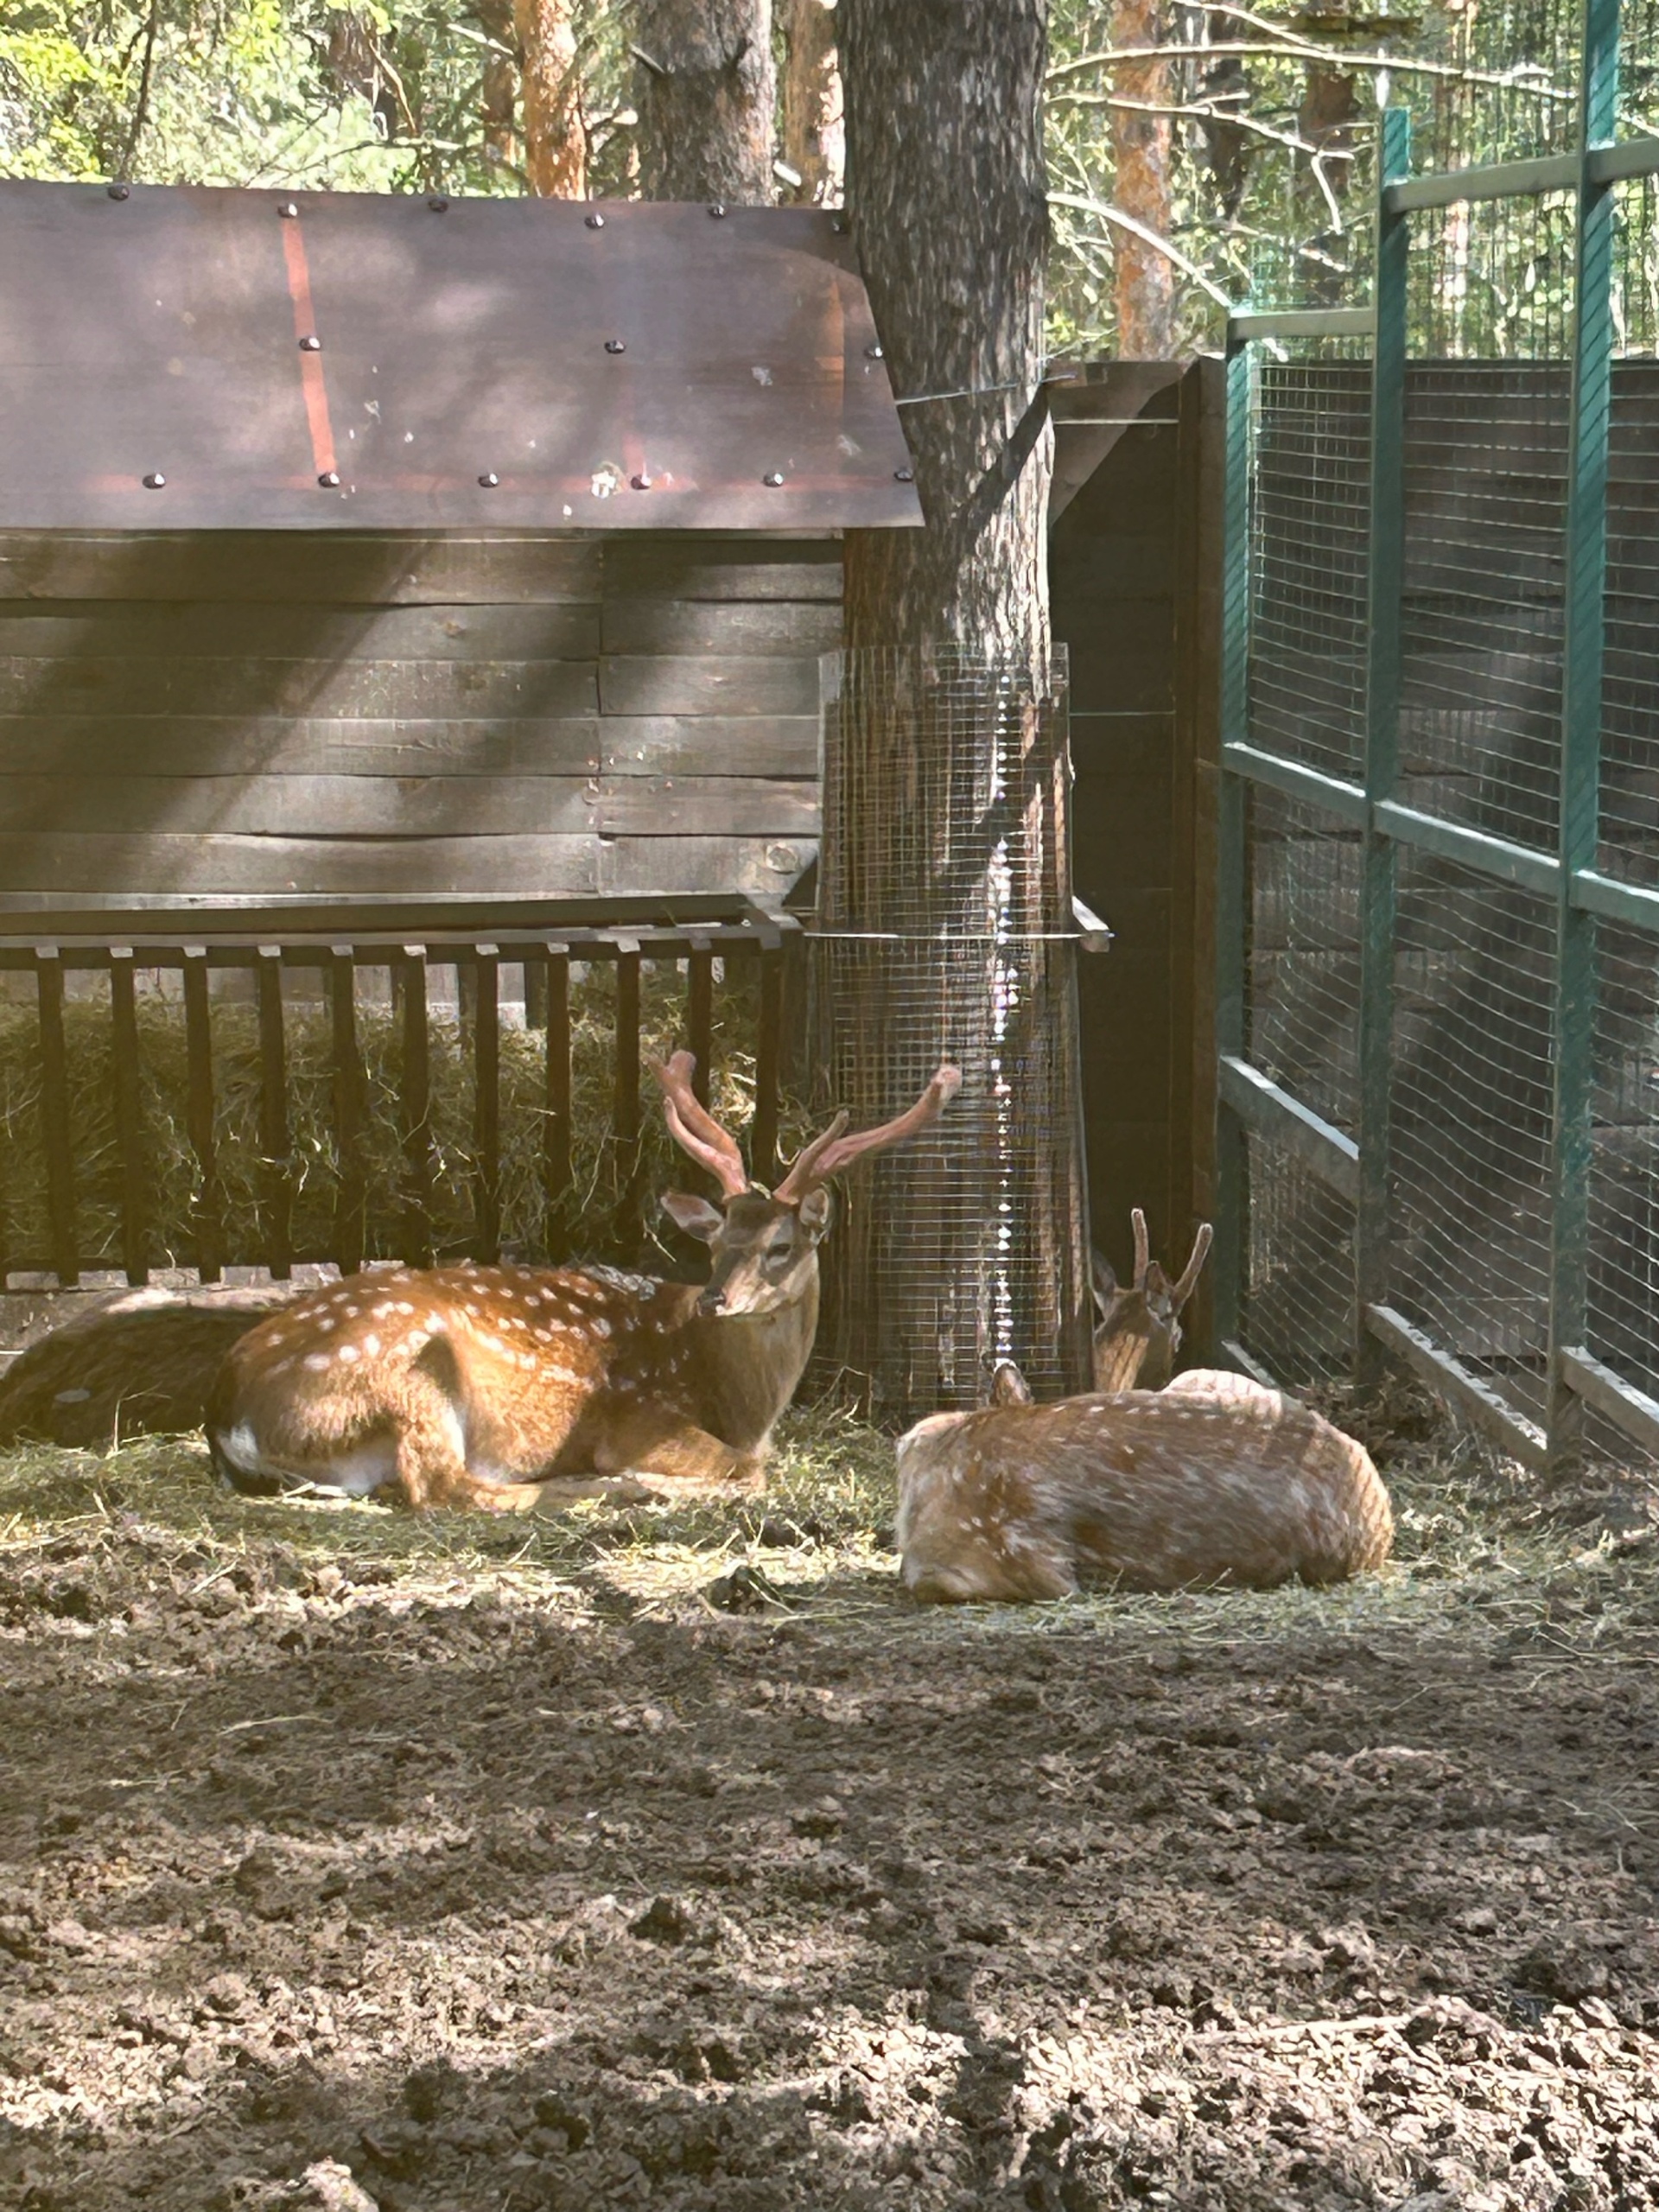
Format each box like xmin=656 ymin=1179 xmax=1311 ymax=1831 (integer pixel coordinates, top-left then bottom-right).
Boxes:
xmin=317 ymin=1318 xmax=336 ymax=1333
xmin=338 ymin=1344 xmax=360 ymax=1363
xmin=374 ymin=1302 xmax=396 ymax=1318
xmin=304 ymin=1352 xmax=332 ymax=1372
xmin=396 ymin=1300 xmax=415 ymax=1315
xmin=590 ymin=1316 xmax=611 ymax=1338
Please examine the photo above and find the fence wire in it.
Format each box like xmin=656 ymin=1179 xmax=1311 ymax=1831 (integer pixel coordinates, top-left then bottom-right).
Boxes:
xmin=1241 ymin=1134 xmax=1358 ymax=1389
xmin=1247 ymin=787 xmax=1362 ymax=1135
xmin=810 ymin=646 xmax=1090 ymax=1417
xmin=1249 ymin=359 xmax=1372 ymax=784
xmin=1599 ymin=359 xmax=1659 ymax=881
xmin=1401 ymin=362 xmax=1570 ymax=855
xmin=1389 ymin=857 xmax=1559 ymax=1425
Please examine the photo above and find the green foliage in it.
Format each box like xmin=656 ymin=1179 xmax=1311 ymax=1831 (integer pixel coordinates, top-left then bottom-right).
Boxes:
xmin=0 ymin=0 xmax=635 ymax=196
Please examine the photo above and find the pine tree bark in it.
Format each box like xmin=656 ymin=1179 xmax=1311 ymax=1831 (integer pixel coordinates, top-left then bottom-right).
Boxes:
xmin=514 ymin=0 xmax=584 ymax=197
xmin=817 ymin=0 xmax=1091 ymax=1415
xmin=633 ymin=0 xmax=776 ymax=202
xmin=779 ymin=0 xmax=842 ymax=204
xmin=474 ymin=0 xmax=521 ymax=174
xmin=1109 ymin=0 xmax=1177 ymax=355
xmin=837 ymin=0 xmax=1052 ymax=656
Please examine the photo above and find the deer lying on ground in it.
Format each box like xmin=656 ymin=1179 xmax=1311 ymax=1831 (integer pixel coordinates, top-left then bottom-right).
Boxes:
xmin=895 ymin=1358 xmax=1392 ymax=1605
xmin=0 ymin=1281 xmax=310 ymax=1450
xmin=1091 ymin=1209 xmax=1213 ymax=1391
xmin=201 ymin=1052 xmax=960 ymax=1512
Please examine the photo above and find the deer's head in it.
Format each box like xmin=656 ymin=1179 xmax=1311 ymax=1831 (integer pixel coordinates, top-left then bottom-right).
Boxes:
xmin=1091 ymin=1209 xmax=1213 ymax=1391
xmin=651 ymin=1052 xmax=962 ymax=1319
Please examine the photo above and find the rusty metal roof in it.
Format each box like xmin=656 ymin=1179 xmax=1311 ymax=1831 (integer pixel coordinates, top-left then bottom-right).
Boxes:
xmin=0 ymin=181 xmax=922 ymax=532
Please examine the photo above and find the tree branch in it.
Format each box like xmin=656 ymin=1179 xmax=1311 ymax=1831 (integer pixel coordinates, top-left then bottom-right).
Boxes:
xmin=1047 ymin=188 xmax=1236 ymax=309
xmin=1048 ymin=41 xmax=1573 ymax=102
xmin=1051 ymin=91 xmax=1357 ymax=160
xmin=116 ymin=0 xmax=162 ymax=178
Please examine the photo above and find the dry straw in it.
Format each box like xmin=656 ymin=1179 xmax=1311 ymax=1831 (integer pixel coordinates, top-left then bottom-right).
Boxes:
xmin=0 ymin=960 xmax=815 ymax=1274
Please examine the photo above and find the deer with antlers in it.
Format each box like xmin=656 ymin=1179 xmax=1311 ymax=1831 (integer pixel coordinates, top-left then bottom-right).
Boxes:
xmin=895 ymin=1357 xmax=1392 ymax=1604
xmin=1091 ymin=1209 xmax=1214 ymax=1392
xmin=200 ymin=1052 xmax=960 ymax=1512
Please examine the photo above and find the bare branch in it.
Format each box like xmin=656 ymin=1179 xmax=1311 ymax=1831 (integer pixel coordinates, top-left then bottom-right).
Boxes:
xmin=1048 ymin=188 xmax=1236 ymax=310
xmin=1051 ymin=89 xmax=1357 ymax=161
xmin=1048 ymin=41 xmax=1573 ymax=103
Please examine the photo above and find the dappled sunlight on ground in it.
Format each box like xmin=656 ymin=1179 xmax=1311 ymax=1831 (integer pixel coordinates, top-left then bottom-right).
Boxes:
xmin=2 ymin=1401 xmax=1656 ymax=2209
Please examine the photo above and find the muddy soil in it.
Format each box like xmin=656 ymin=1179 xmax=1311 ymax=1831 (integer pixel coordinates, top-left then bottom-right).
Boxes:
xmin=1 ymin=1417 xmax=1657 ymax=2212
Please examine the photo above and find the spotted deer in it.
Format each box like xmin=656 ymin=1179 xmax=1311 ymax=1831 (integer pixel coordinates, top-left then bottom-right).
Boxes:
xmin=895 ymin=1360 xmax=1392 ymax=1604
xmin=1091 ymin=1209 xmax=1214 ymax=1392
xmin=203 ymin=1052 xmax=961 ymax=1512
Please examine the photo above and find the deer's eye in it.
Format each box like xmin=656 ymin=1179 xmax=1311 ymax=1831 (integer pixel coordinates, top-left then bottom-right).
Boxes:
xmin=765 ymin=1238 xmax=793 ymax=1268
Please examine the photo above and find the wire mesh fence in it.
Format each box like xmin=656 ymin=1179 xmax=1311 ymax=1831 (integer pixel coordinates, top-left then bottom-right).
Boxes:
xmin=809 ymin=645 xmax=1091 ymax=1418
xmin=1249 ymin=361 xmax=1371 ymax=784
xmin=1221 ymin=0 xmax=1659 ymax=1484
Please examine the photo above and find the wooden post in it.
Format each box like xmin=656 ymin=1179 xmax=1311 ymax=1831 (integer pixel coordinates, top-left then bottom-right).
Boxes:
xmin=181 ymin=947 xmax=222 ymax=1284
xmin=472 ymin=944 xmax=502 ymax=1263
xmin=400 ymin=947 xmax=435 ymax=1268
xmin=329 ymin=947 xmax=365 ymax=1278
xmin=109 ymin=947 xmax=148 ymax=1286
xmin=541 ymin=944 xmax=572 ymax=1258
xmin=35 ymin=949 xmax=79 ymax=1287
xmin=256 ymin=946 xmax=293 ymax=1280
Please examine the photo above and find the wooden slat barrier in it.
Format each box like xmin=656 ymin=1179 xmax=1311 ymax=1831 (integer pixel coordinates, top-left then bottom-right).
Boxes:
xmin=0 ymin=901 xmax=798 ymax=1289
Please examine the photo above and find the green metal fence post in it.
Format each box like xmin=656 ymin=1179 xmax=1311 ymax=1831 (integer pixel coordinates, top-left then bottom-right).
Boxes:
xmin=1212 ymin=334 xmax=1255 ymax=1355
xmin=1356 ymin=105 xmax=1413 ymax=1385
xmin=1546 ymin=0 xmax=1620 ymax=1475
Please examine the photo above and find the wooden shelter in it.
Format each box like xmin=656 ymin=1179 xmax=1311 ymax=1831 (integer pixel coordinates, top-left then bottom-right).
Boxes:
xmin=0 ymin=179 xmax=918 ymax=912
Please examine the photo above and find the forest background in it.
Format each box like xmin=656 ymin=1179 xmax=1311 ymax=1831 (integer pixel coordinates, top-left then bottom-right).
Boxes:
xmin=0 ymin=0 xmax=1632 ymax=360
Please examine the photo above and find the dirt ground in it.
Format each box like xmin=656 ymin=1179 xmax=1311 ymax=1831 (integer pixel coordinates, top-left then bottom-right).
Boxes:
xmin=2 ymin=1393 xmax=1657 ymax=2212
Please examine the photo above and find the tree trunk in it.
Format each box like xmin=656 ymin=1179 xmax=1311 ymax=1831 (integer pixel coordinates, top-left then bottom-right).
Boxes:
xmin=633 ymin=0 xmax=776 ymax=203
xmin=838 ymin=0 xmax=1052 ymax=656
xmin=514 ymin=0 xmax=584 ymax=197
xmin=474 ymin=0 xmax=521 ymax=174
xmin=1109 ymin=0 xmax=1177 ymax=356
xmin=779 ymin=0 xmax=842 ymax=204
xmin=816 ymin=0 xmax=1091 ymax=1416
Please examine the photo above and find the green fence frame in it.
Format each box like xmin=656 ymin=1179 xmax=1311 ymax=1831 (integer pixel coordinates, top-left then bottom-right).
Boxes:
xmin=1215 ymin=0 xmax=1659 ymax=1470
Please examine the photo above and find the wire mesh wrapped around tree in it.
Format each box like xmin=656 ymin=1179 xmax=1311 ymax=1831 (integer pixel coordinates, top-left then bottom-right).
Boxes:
xmin=808 ymin=645 xmax=1092 ymax=1420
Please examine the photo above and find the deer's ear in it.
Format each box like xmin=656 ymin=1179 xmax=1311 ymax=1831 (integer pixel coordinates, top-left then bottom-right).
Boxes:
xmin=797 ymin=1186 xmax=834 ymax=1240
xmin=1090 ymin=1249 xmax=1118 ymax=1319
xmin=661 ymin=1191 xmax=725 ymax=1242
xmin=990 ymin=1361 xmax=1033 ymax=1406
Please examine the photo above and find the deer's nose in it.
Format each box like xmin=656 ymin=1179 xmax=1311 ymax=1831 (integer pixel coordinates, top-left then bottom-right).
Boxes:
xmin=696 ymin=1286 xmax=726 ymax=1315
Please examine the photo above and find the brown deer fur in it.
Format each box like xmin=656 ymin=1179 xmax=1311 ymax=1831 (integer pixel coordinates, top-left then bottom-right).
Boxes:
xmin=202 ymin=1054 xmax=960 ymax=1513
xmin=0 ymin=1282 xmax=303 ymax=1450
xmin=895 ymin=1361 xmax=1393 ymax=1604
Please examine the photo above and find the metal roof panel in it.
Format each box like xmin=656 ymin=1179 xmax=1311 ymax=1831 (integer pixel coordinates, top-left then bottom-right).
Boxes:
xmin=0 ymin=181 xmax=923 ymax=531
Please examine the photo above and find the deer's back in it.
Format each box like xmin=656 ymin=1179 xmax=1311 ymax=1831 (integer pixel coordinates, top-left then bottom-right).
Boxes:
xmin=898 ymin=1387 xmax=1393 ymax=1603
xmin=0 ymin=1285 xmax=301 ymax=1449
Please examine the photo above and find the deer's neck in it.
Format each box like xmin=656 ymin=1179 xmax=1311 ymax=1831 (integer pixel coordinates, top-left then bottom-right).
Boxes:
xmin=682 ymin=1260 xmax=821 ymax=1448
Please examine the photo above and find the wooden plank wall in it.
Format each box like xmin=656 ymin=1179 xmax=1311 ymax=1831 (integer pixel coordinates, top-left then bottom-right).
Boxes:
xmin=0 ymin=531 xmax=840 ymax=906
xmin=1050 ymin=363 xmax=1221 ymax=1307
